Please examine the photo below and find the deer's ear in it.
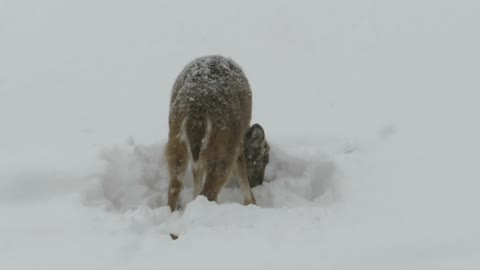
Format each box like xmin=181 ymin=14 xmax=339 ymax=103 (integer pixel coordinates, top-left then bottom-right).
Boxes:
xmin=247 ymin=124 xmax=265 ymax=146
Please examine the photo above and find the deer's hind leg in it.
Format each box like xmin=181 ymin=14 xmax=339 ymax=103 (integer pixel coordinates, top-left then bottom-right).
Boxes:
xmin=200 ymin=157 xmax=236 ymax=202
xmin=166 ymin=138 xmax=188 ymax=212
xmin=192 ymin=160 xmax=206 ymax=198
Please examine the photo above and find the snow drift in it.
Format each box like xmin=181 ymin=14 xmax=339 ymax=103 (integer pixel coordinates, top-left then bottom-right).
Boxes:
xmin=86 ymin=140 xmax=340 ymax=211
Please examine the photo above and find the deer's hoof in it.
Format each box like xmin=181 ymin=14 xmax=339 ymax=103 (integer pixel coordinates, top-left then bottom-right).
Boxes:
xmin=244 ymin=198 xmax=256 ymax=205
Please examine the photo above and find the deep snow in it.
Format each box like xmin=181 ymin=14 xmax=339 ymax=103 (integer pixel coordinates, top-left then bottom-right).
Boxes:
xmin=1 ymin=0 xmax=480 ymax=269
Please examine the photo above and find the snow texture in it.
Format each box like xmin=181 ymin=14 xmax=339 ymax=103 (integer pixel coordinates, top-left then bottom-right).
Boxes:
xmin=1 ymin=1 xmax=480 ymax=269
xmin=87 ymin=141 xmax=339 ymax=211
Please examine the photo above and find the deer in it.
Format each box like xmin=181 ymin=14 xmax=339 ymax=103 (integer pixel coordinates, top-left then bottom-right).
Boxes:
xmin=166 ymin=55 xmax=269 ymax=212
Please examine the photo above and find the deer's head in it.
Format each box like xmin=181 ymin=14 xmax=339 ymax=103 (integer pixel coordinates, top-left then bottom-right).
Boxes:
xmin=244 ymin=124 xmax=270 ymax=188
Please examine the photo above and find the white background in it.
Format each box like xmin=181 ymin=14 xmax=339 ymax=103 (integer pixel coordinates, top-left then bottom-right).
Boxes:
xmin=1 ymin=1 xmax=479 ymax=269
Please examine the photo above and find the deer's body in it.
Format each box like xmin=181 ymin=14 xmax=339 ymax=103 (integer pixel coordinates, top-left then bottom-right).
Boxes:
xmin=166 ymin=55 xmax=256 ymax=211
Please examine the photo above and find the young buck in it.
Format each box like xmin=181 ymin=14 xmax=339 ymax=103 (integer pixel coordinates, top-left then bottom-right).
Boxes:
xmin=166 ymin=55 xmax=268 ymax=211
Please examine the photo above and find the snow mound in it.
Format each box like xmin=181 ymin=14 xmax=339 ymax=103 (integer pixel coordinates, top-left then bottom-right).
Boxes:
xmin=85 ymin=140 xmax=340 ymax=211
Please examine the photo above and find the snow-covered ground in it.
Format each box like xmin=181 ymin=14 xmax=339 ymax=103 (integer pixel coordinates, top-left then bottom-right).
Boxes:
xmin=1 ymin=1 xmax=480 ymax=269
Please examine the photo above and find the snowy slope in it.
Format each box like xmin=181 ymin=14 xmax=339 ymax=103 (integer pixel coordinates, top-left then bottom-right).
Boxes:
xmin=1 ymin=0 xmax=480 ymax=269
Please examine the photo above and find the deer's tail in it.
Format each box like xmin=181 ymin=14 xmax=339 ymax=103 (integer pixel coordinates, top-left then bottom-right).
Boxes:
xmin=181 ymin=113 xmax=211 ymax=163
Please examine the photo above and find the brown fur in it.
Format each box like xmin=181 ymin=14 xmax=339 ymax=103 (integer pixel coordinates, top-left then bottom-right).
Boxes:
xmin=166 ymin=55 xmax=255 ymax=211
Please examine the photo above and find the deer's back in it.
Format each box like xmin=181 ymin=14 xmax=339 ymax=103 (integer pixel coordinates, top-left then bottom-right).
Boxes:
xmin=169 ymin=55 xmax=252 ymax=132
